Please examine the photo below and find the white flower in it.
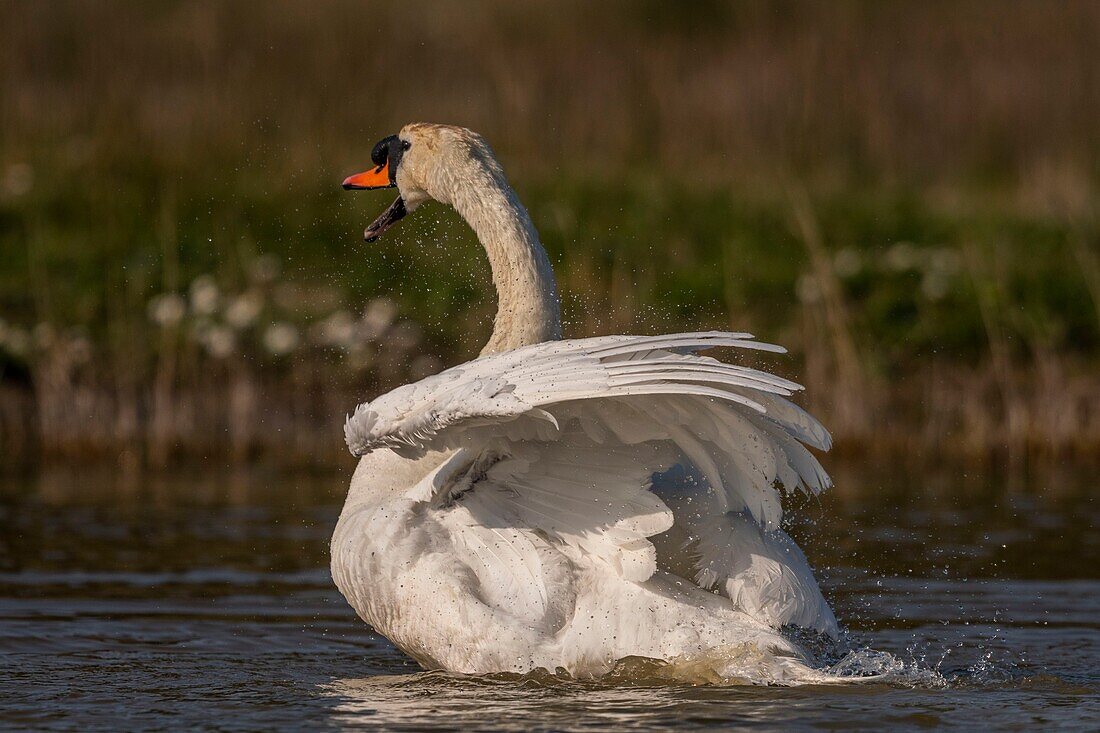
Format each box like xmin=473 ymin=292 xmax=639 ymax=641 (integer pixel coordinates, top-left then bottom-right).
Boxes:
xmin=225 ymin=291 xmax=264 ymax=330
xmin=263 ymin=322 xmax=300 ymax=356
xmin=833 ymin=247 xmax=862 ymax=278
xmin=795 ymin=274 xmax=822 ymax=304
xmin=189 ymin=276 xmax=220 ymax=316
xmin=361 ymin=297 xmax=398 ymax=339
xmin=202 ymin=325 xmax=236 ymax=359
xmin=885 ymin=242 xmax=918 ymax=272
xmin=147 ymin=293 xmax=187 ymax=327
xmin=314 ymin=310 xmax=357 ymax=349
xmin=4 ymin=327 xmax=30 ymax=356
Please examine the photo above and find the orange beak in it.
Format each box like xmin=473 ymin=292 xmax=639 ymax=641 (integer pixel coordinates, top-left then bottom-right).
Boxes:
xmin=342 ymin=161 xmax=393 ymax=190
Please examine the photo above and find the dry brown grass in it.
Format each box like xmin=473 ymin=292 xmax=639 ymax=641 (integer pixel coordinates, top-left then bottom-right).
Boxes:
xmin=2 ymin=1 xmax=1098 ymax=187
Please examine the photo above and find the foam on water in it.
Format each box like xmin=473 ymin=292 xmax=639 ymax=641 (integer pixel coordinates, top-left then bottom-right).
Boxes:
xmin=824 ymin=648 xmax=947 ymax=686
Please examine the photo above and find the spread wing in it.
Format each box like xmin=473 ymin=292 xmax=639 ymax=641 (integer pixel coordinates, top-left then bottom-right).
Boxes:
xmin=345 ymin=332 xmax=836 ymax=634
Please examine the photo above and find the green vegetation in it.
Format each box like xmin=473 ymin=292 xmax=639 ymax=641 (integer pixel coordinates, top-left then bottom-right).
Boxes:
xmin=4 ymin=169 xmax=1096 ymax=362
xmin=1 ymin=1 xmax=1098 ymax=466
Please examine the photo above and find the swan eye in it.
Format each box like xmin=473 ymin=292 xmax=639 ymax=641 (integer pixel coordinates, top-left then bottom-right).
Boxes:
xmin=401 ymin=139 xmax=411 ymax=151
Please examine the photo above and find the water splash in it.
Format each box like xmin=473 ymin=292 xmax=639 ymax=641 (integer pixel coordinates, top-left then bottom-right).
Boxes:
xmin=825 ymin=648 xmax=948 ymax=687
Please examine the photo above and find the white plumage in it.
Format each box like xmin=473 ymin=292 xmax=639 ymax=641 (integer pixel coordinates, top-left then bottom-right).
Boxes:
xmin=332 ymin=124 xmax=839 ymax=684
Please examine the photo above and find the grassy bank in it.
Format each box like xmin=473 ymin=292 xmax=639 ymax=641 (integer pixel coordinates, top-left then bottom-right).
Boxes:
xmin=1 ymin=1 xmax=1099 ymax=469
xmin=2 ymin=173 xmax=1098 ymax=468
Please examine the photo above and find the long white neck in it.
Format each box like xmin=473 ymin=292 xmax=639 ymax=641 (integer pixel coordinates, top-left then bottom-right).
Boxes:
xmin=446 ymin=167 xmax=561 ymax=355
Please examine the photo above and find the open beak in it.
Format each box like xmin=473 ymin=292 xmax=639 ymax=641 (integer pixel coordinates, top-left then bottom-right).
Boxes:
xmin=343 ymin=134 xmax=409 ymax=242
xmin=343 ymin=162 xmax=406 ymax=242
xmin=362 ymin=196 xmax=407 ymax=242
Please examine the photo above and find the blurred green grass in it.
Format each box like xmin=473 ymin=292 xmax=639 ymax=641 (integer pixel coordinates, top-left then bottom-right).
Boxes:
xmin=5 ymin=167 xmax=1095 ymax=364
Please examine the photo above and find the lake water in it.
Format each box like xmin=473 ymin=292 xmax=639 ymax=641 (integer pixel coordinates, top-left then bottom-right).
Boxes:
xmin=1 ymin=463 xmax=1097 ymax=731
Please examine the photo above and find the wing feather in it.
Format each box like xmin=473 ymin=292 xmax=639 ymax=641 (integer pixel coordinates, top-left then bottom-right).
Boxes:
xmin=345 ymin=332 xmax=835 ymax=632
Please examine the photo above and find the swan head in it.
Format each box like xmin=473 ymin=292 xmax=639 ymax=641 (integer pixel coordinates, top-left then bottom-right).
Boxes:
xmin=342 ymin=123 xmax=503 ymax=242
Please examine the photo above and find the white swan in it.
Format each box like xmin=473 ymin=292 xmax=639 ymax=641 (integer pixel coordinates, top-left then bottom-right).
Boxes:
xmin=332 ymin=123 xmax=838 ymax=684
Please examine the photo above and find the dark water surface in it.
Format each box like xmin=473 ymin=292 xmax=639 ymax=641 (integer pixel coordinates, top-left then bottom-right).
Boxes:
xmin=1 ymin=464 xmax=1097 ymax=731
